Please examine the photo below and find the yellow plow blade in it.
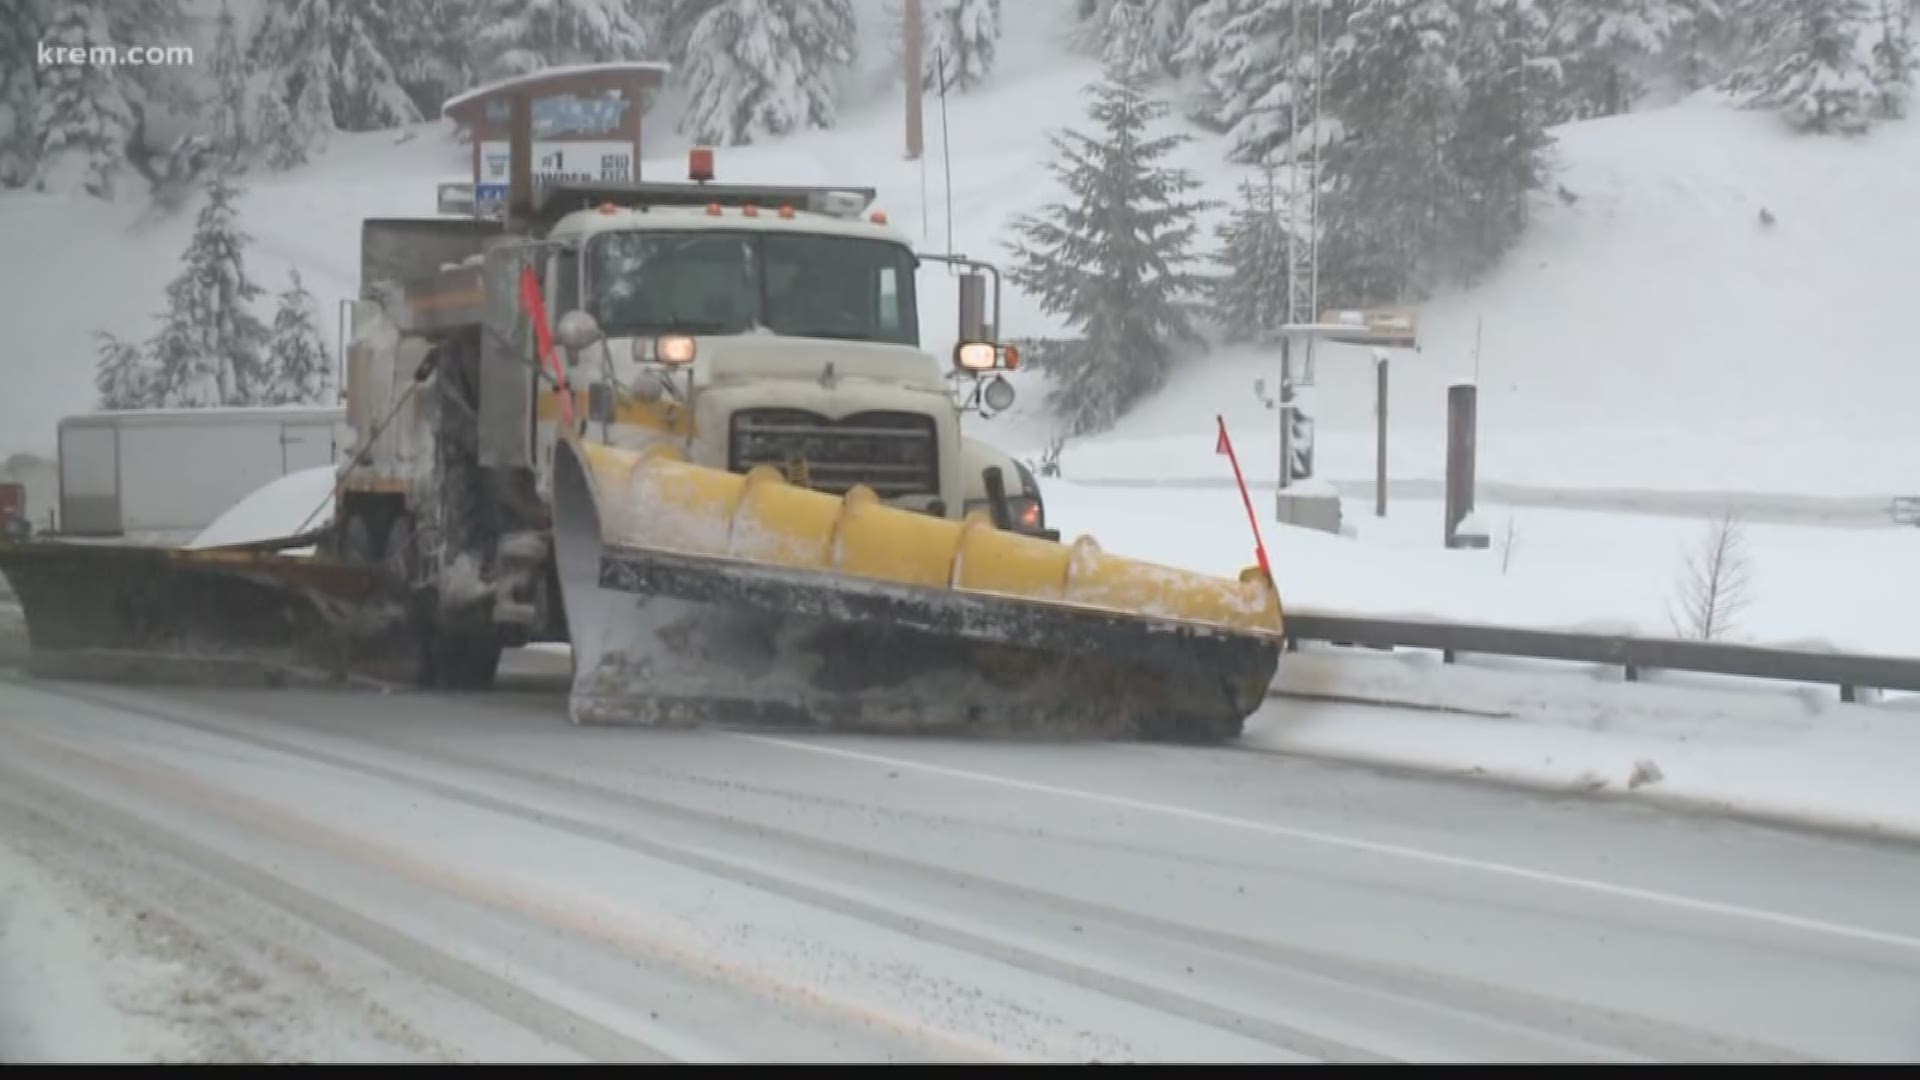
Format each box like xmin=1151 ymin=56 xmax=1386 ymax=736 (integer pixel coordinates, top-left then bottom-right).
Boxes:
xmin=0 ymin=538 xmax=419 ymax=687
xmin=552 ymin=438 xmax=1285 ymax=741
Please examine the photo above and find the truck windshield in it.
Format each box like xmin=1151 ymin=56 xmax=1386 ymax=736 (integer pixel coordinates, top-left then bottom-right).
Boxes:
xmin=587 ymin=230 xmax=919 ymax=346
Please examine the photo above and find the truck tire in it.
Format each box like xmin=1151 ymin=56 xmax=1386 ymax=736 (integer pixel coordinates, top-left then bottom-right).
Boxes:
xmin=426 ymin=632 xmax=502 ymax=690
xmin=342 ymin=515 xmax=378 ymax=566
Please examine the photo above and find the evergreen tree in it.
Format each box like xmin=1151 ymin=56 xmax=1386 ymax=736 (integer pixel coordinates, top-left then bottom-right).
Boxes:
xmin=1450 ymin=0 xmax=1557 ymax=283
xmin=260 ymin=269 xmax=332 ymax=405
xmin=473 ymin=0 xmax=659 ymax=83
xmin=1747 ymin=0 xmax=1875 ymax=132
xmin=1866 ymin=0 xmax=1915 ymax=117
xmin=1317 ymin=0 xmax=1468 ymax=304
xmin=1661 ymin=0 xmax=1736 ymax=91
xmin=1180 ymin=0 xmax=1292 ymax=149
xmin=209 ymin=0 xmax=251 ymax=167
xmin=0 ymin=0 xmax=46 ymax=188
xmin=395 ymin=0 xmax=478 ymax=118
xmin=662 ymin=0 xmax=724 ymax=66
xmin=676 ymin=0 xmax=857 ymax=146
xmin=250 ymin=0 xmax=426 ymax=148
xmin=1208 ymin=162 xmax=1295 ymax=345
xmin=33 ymin=1 xmax=137 ymax=198
xmin=1070 ymin=0 xmax=1199 ymax=76
xmin=105 ymin=0 xmax=190 ymax=112
xmin=925 ymin=0 xmax=1002 ymax=92
xmin=1548 ymin=0 xmax=1682 ymax=121
xmin=93 ymin=331 xmax=156 ymax=411
xmin=254 ymin=87 xmax=315 ymax=171
xmin=148 ymin=171 xmax=272 ymax=407
xmin=1003 ymin=67 xmax=1215 ymax=436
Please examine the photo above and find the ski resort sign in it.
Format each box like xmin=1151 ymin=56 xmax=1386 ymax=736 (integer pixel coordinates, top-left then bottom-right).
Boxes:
xmin=441 ymin=62 xmax=670 ymax=220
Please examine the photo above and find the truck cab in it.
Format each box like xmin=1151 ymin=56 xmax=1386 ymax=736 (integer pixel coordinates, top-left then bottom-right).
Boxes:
xmin=529 ymin=180 xmax=1047 ymax=532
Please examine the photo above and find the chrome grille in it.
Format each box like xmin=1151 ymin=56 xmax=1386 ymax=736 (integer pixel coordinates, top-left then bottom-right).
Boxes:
xmin=728 ymin=409 xmax=939 ymax=497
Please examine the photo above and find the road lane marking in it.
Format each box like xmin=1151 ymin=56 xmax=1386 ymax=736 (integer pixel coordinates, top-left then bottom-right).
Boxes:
xmin=735 ymin=734 xmax=1920 ymax=957
xmin=2 ymin=719 xmax=1026 ymax=1063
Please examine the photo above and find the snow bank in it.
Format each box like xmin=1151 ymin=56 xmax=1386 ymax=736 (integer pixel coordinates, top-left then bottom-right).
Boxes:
xmin=1252 ymin=649 xmax=1920 ymax=839
xmin=187 ymin=467 xmax=335 ymax=550
xmin=1040 ymin=482 xmax=1920 ymax=658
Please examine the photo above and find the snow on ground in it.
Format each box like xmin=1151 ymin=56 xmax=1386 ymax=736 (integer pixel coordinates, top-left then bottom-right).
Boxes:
xmin=989 ymin=97 xmax=1920 ymax=500
xmin=1043 ymin=483 xmax=1920 ymax=657
xmin=187 ymin=467 xmax=335 ymax=550
xmin=1251 ymin=647 xmax=1920 ymax=840
xmin=5 ymin=4 xmax=1915 ymax=506
xmin=0 ymin=836 xmax=192 ymax=1062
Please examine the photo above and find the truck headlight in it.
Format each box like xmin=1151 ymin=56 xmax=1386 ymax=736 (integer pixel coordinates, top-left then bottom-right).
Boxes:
xmin=655 ymin=335 xmax=697 ymax=365
xmin=954 ymin=341 xmax=998 ymax=371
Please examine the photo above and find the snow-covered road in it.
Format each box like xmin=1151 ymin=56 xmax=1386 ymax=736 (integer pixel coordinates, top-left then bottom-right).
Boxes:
xmin=2 ymin=657 xmax=1918 ymax=1063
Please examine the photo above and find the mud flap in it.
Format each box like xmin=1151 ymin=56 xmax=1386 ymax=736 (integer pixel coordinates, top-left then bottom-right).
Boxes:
xmin=551 ymin=438 xmax=1286 ymax=741
xmin=0 ymin=540 xmax=419 ymax=687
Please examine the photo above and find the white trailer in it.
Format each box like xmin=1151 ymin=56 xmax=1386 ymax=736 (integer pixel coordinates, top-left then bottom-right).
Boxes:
xmin=57 ymin=406 xmax=350 ymax=543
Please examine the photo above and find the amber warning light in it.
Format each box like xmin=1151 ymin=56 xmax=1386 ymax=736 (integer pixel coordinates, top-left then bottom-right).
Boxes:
xmin=689 ymin=147 xmax=714 ymax=183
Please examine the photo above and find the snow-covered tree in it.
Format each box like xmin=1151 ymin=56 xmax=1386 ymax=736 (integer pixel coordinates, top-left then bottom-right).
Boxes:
xmin=1003 ymin=66 xmax=1215 ymax=436
xmin=1660 ymin=0 xmax=1736 ymax=91
xmin=249 ymin=0 xmax=426 ymax=150
xmin=1207 ymin=163 xmax=1295 ymax=345
xmin=209 ymin=0 xmax=250 ymax=167
xmin=1317 ymin=0 xmax=1469 ymax=304
xmin=1070 ymin=0 xmax=1199 ymax=76
xmin=259 ymin=269 xmax=332 ymax=405
xmin=104 ymin=0 xmax=189 ymax=111
xmin=1746 ymin=0 xmax=1876 ymax=132
xmin=93 ymin=331 xmax=156 ymax=410
xmin=472 ymin=0 xmax=660 ymax=83
xmin=662 ymin=0 xmax=724 ymax=65
xmin=676 ymin=0 xmax=857 ymax=146
xmin=1547 ymin=0 xmax=1683 ymax=121
xmin=0 ymin=0 xmax=46 ymax=188
xmin=924 ymin=0 xmax=1002 ymax=92
xmin=1316 ymin=0 xmax=1556 ymax=302
xmin=1450 ymin=0 xmax=1557 ymax=283
xmin=32 ymin=1 xmax=137 ymax=198
xmin=148 ymin=171 xmax=272 ymax=407
xmin=1866 ymin=0 xmax=1916 ymax=116
xmin=254 ymin=86 xmax=318 ymax=171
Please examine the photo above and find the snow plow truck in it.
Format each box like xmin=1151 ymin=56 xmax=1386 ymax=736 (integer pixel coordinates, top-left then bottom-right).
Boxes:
xmin=0 ymin=74 xmax=1287 ymax=740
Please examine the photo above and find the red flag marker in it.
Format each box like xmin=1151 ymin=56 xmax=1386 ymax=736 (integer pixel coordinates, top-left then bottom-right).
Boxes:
xmin=518 ymin=264 xmax=573 ymax=427
xmin=1214 ymin=415 xmax=1271 ymax=579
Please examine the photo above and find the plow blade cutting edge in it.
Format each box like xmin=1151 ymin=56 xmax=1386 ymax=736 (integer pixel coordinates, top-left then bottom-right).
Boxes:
xmin=0 ymin=540 xmax=418 ymax=687
xmin=552 ymin=438 xmax=1286 ymax=740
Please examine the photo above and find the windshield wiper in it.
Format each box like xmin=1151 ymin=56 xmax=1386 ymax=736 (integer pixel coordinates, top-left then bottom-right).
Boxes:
xmin=616 ymin=319 xmax=736 ymax=336
xmin=781 ymin=327 xmax=878 ymax=342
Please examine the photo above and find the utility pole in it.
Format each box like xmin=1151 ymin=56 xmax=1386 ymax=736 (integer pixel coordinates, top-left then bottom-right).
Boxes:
xmin=904 ymin=0 xmax=924 ymax=160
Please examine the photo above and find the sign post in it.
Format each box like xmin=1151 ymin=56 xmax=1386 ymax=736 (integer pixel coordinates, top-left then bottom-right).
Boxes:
xmin=1268 ymin=307 xmax=1420 ymax=534
xmin=441 ymin=62 xmax=671 ymax=222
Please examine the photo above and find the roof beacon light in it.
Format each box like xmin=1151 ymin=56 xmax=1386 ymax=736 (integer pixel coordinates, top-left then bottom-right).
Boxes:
xmin=689 ymin=147 xmax=715 ymax=183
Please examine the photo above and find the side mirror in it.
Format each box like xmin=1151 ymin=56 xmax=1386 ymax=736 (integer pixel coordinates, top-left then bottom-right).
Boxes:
xmin=957 ymin=272 xmax=989 ymax=343
xmin=556 ymin=309 xmax=603 ymax=353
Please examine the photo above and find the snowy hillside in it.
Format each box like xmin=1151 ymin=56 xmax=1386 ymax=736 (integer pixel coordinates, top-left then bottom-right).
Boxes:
xmin=1 ymin=3 xmax=1916 ymax=505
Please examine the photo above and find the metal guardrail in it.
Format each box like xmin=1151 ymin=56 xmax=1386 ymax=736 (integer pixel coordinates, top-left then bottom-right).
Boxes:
xmin=1894 ymin=497 xmax=1920 ymax=526
xmin=1283 ymin=611 xmax=1920 ymax=703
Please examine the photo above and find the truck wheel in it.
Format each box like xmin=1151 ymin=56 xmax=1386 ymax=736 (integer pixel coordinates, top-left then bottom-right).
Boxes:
xmin=427 ymin=632 xmax=502 ymax=690
xmin=384 ymin=515 xmax=417 ymax=586
xmin=342 ymin=515 xmax=377 ymax=566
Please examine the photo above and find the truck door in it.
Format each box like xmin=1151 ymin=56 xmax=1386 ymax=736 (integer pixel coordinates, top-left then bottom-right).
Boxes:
xmin=281 ymin=423 xmax=338 ymax=473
